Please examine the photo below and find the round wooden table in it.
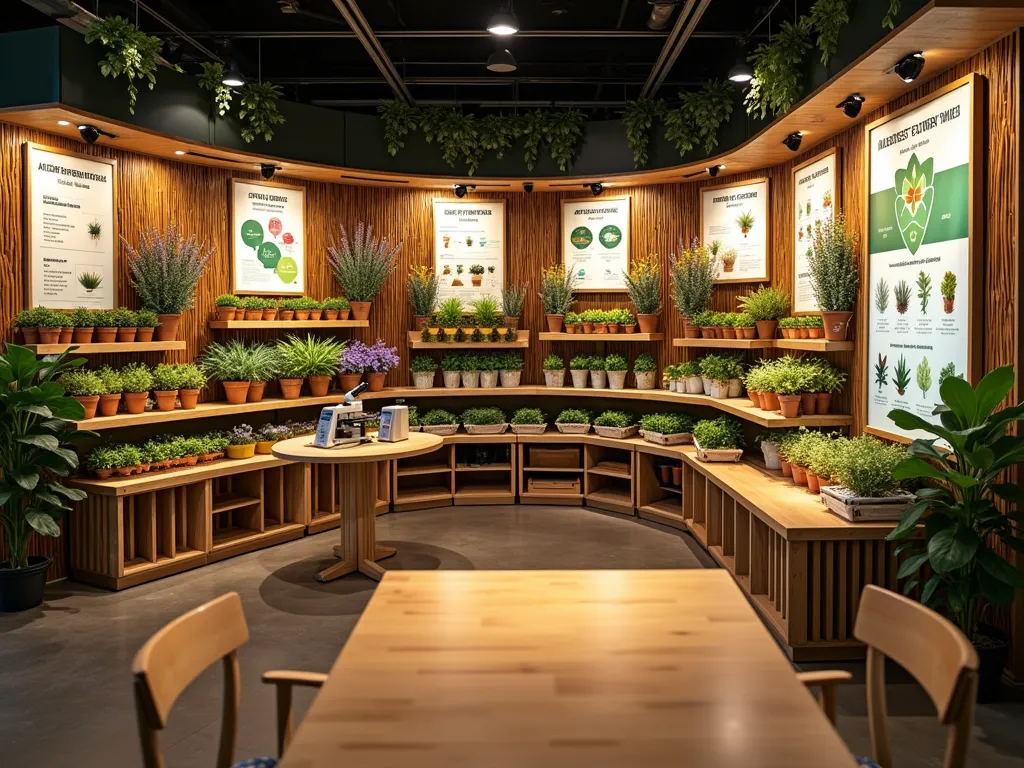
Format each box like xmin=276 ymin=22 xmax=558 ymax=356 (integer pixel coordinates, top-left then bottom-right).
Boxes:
xmin=273 ymin=432 xmax=443 ymax=582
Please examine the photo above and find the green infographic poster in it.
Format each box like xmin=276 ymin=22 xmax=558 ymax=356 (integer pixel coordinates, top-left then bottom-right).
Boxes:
xmin=866 ymin=78 xmax=974 ymax=442
xmin=560 ymin=196 xmax=630 ymax=291
xmin=231 ymin=179 xmax=305 ymax=295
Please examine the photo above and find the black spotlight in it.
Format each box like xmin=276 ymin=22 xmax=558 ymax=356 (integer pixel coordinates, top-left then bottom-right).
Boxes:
xmin=77 ymin=124 xmax=116 ymax=145
xmin=892 ymin=52 xmax=925 ymax=83
xmin=522 ymin=181 xmax=534 ymax=193
xmin=588 ymin=182 xmax=603 ymax=196
xmin=782 ymin=132 xmax=803 ymax=152
xmin=454 ymin=184 xmax=469 ymax=198
xmin=837 ymin=94 xmax=865 ymax=118
xmin=707 ymin=165 xmax=725 ymax=178
xmin=260 ymin=163 xmax=279 ymax=180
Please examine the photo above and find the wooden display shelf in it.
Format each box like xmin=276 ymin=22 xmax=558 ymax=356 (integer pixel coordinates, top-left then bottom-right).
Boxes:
xmin=672 ymin=337 xmax=854 ymax=352
xmin=537 ymin=332 xmax=664 ymax=342
xmin=586 ymin=487 xmax=634 ymax=511
xmin=775 ymin=339 xmax=855 ymax=352
xmin=406 ymin=330 xmax=529 ymax=349
xmin=455 ymin=463 xmax=512 ymax=472
xmin=393 ymin=486 xmax=452 ymax=505
xmin=209 ymin=319 xmax=369 ymax=330
xmin=519 ymin=491 xmax=584 ymax=506
xmin=212 ymin=493 xmax=260 ymax=514
xmin=638 ymin=498 xmax=686 ymax=527
xmin=68 ymin=455 xmax=293 ymax=496
xmin=587 ymin=460 xmax=631 ymax=479
xmin=396 ymin=463 xmax=451 ymax=477
xmin=454 ymin=481 xmax=515 ymax=505
xmin=522 ymin=466 xmax=583 ymax=473
xmin=24 ymin=341 xmax=187 ymax=354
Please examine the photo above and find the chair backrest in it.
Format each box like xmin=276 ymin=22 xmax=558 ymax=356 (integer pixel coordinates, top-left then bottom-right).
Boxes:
xmin=132 ymin=592 xmax=250 ymax=768
xmin=854 ymin=585 xmax=979 ymax=768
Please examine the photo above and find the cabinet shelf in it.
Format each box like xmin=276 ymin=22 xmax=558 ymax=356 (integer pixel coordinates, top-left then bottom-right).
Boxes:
xmin=212 ymin=494 xmax=261 ymax=514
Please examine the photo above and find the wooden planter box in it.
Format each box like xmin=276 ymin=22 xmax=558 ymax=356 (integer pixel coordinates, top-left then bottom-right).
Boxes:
xmin=820 ymin=486 xmax=915 ymax=522
xmin=640 ymin=430 xmax=692 ymax=446
xmin=464 ymin=423 xmax=509 ymax=435
xmin=511 ymin=423 xmax=547 ymax=434
xmin=593 ymin=425 xmax=640 ymax=439
xmin=556 ymin=423 xmax=591 ymax=434
xmin=693 ymin=438 xmax=743 ymax=463
xmin=422 ymin=424 xmax=459 ymax=435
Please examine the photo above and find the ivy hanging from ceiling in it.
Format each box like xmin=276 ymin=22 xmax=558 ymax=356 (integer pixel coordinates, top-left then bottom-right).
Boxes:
xmin=85 ymin=16 xmax=177 ymax=115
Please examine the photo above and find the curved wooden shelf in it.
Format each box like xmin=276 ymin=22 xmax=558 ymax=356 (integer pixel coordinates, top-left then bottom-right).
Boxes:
xmin=407 ymin=330 xmax=529 ymax=349
xmin=672 ymin=338 xmax=854 ymax=352
xmin=537 ymin=332 xmax=664 ymax=342
xmin=67 ymin=454 xmax=293 ymax=496
xmin=209 ymin=320 xmax=369 ymax=330
xmin=23 ymin=341 xmax=187 ymax=354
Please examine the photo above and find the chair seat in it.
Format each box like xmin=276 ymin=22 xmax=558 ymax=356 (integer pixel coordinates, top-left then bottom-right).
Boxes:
xmin=232 ymin=758 xmax=277 ymax=768
xmin=856 ymin=758 xmax=882 ymax=768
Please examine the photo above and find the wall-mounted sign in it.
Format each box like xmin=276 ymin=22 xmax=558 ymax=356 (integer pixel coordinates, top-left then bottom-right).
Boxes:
xmin=865 ymin=74 xmax=982 ymax=443
xmin=230 ymin=179 xmax=305 ymax=295
xmin=792 ymin=148 xmax=841 ymax=314
xmin=560 ymin=196 xmax=630 ymax=291
xmin=700 ymin=178 xmax=769 ymax=283
xmin=433 ymin=199 xmax=506 ymax=306
xmin=23 ymin=142 xmax=118 ymax=309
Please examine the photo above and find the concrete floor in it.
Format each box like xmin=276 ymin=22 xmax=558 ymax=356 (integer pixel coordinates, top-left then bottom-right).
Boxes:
xmin=1 ymin=505 xmax=1022 ymax=767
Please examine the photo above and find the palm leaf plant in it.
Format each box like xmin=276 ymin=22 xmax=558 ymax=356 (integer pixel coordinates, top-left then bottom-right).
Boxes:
xmin=874 ymin=354 xmax=889 ymax=392
xmin=893 ymin=355 xmax=912 ymax=396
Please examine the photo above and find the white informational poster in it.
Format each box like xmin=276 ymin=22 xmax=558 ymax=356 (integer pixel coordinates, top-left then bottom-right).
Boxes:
xmin=433 ymin=199 xmax=505 ymax=306
xmin=866 ymin=76 xmax=978 ymax=443
xmin=792 ymin=150 xmax=840 ymax=314
xmin=701 ymin=178 xmax=769 ymax=283
xmin=560 ymin=196 xmax=630 ymax=291
xmin=24 ymin=143 xmax=117 ymax=309
xmin=230 ymin=179 xmax=305 ymax=295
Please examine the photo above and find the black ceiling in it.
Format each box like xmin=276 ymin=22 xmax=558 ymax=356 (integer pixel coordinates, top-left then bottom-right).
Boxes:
xmin=11 ymin=0 xmax=816 ymax=117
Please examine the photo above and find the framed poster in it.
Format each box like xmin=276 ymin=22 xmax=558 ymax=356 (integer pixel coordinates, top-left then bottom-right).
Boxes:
xmin=433 ymin=199 xmax=506 ymax=306
xmin=23 ymin=142 xmax=118 ymax=309
xmin=792 ymin=148 xmax=841 ymax=314
xmin=864 ymin=73 xmax=982 ymax=444
xmin=230 ymin=179 xmax=305 ymax=295
xmin=560 ymin=196 xmax=630 ymax=291
xmin=700 ymin=178 xmax=769 ymax=283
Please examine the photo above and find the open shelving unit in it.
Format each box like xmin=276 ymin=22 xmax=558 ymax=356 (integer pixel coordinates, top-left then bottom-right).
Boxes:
xmin=516 ymin=432 xmax=585 ymax=506
xmin=23 ymin=341 xmax=188 ymax=355
xmin=210 ymin=319 xmax=369 ymax=330
xmin=406 ymin=330 xmax=530 ymax=349
xmin=537 ymin=332 xmax=664 ymax=342
xmin=583 ymin=435 xmax=635 ymax=515
xmin=672 ymin=338 xmax=854 ymax=352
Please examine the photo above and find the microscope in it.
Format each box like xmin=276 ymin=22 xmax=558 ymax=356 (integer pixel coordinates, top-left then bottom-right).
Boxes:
xmin=311 ymin=382 xmax=375 ymax=448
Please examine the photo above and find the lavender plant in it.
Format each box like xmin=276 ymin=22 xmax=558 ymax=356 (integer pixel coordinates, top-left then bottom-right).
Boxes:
xmin=327 ymin=221 xmax=402 ymax=302
xmin=124 ymin=224 xmax=213 ymax=314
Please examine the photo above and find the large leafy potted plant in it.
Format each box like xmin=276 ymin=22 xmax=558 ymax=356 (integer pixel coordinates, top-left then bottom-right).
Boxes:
xmin=275 ymin=335 xmax=346 ymax=397
xmin=808 ymin=211 xmax=859 ymax=340
xmin=124 ymin=224 xmax=214 ymax=341
xmin=738 ymin=285 xmax=790 ymax=340
xmin=623 ymin=254 xmax=663 ymax=334
xmin=887 ymin=366 xmax=1024 ymax=701
xmin=0 ymin=346 xmax=94 ymax=611
xmin=669 ymin=238 xmax=717 ymax=338
xmin=327 ymin=221 xmax=402 ymax=321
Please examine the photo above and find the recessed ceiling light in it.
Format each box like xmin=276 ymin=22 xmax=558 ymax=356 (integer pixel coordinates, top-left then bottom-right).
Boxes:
xmin=891 ymin=52 xmax=925 ymax=83
xmin=57 ymin=120 xmax=70 ymax=126
xmin=175 ymin=150 xmax=186 ymax=155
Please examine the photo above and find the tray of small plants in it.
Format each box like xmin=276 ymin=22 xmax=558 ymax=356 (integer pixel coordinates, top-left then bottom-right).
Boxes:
xmin=592 ymin=410 xmax=639 ymax=439
xmin=461 ymin=407 xmax=509 ymax=435
xmin=510 ymin=408 xmax=547 ymax=434
xmin=639 ymin=413 xmax=694 ymax=445
xmin=692 ymin=416 xmax=745 ymax=462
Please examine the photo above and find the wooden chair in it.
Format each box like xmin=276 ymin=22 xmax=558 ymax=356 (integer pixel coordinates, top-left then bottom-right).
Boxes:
xmin=132 ymin=592 xmax=327 ymax=768
xmin=798 ymin=584 xmax=979 ymax=768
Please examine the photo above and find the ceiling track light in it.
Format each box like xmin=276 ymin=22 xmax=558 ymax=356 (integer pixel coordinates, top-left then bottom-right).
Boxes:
xmin=890 ymin=51 xmax=925 ymax=83
xmin=836 ymin=93 xmax=865 ymax=118
xmin=587 ymin=182 xmax=603 ymax=196
xmin=707 ymin=164 xmax=726 ymax=177
xmin=454 ymin=184 xmax=476 ymax=198
xmin=487 ymin=4 xmax=519 ymax=35
xmin=486 ymin=49 xmax=517 ymax=73
xmin=77 ymin=124 xmax=117 ymax=145
xmin=782 ymin=131 xmax=803 ymax=152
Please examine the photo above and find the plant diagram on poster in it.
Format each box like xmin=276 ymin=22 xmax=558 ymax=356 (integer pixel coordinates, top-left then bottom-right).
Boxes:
xmin=700 ymin=178 xmax=769 ymax=283
xmin=433 ymin=199 xmax=506 ymax=306
xmin=230 ymin=179 xmax=305 ymax=295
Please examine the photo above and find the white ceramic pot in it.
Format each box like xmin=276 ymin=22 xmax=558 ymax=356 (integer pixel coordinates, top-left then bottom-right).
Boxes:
xmin=461 ymin=371 xmax=480 ymax=388
xmin=500 ymin=370 xmax=521 ymax=387
xmin=570 ymin=369 xmax=589 ymax=388
xmin=634 ymin=371 xmax=655 ymax=390
xmin=702 ymin=376 xmax=712 ymax=395
xmin=607 ymin=371 xmax=627 ymax=389
xmin=685 ymin=376 xmax=704 ymax=394
xmin=413 ymin=371 xmax=435 ymax=389
xmin=708 ymin=380 xmax=729 ymax=399
xmin=479 ymin=370 xmax=499 ymax=388
xmin=728 ymin=378 xmax=743 ymax=398
xmin=545 ymin=369 xmax=566 ymax=387
xmin=590 ymin=370 xmax=607 ymax=389
xmin=761 ymin=440 xmax=782 ymax=470
xmin=442 ymin=371 xmax=461 ymax=388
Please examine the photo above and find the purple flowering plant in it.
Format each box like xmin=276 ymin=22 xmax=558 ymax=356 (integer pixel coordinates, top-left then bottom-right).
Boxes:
xmin=340 ymin=339 xmax=400 ymax=373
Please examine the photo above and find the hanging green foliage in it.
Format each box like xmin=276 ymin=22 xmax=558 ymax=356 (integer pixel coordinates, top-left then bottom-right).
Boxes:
xmin=745 ymin=17 xmax=813 ymax=119
xmin=622 ymin=98 xmax=666 ymax=169
xmin=882 ymin=0 xmax=902 ymax=29
xmin=377 ymin=100 xmax=420 ymax=156
xmin=679 ymin=81 xmax=734 ymax=154
xmin=809 ymin=0 xmax=850 ymax=66
xmin=478 ymin=114 xmax=520 ymax=160
xmin=198 ymin=62 xmax=233 ymax=117
xmin=84 ymin=16 xmax=172 ymax=115
xmin=419 ymin=107 xmax=481 ymax=172
xmin=238 ymin=81 xmax=286 ymax=143
xmin=518 ymin=111 xmax=548 ymax=171
xmin=663 ymin=105 xmax=696 ymax=158
xmin=545 ymin=109 xmax=586 ymax=172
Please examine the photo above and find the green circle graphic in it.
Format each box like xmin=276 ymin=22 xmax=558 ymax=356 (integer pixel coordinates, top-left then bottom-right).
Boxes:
xmin=257 ymin=241 xmax=282 ymax=270
xmin=599 ymin=225 xmax=622 ymax=249
xmin=275 ymin=256 xmax=299 ymax=284
xmin=241 ymin=219 xmax=264 ymax=250
xmin=570 ymin=226 xmax=593 ymax=250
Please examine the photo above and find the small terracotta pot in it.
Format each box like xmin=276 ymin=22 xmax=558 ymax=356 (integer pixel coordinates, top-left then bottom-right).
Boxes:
xmin=671 ymin=465 xmax=682 ymax=485
xmin=117 ymin=327 xmax=138 ymax=343
xmin=73 ymin=327 xmax=94 ymax=344
xmin=338 ymin=309 xmax=351 ymax=320
xmin=279 ymin=378 xmax=304 ymax=399
xmin=154 ymin=390 xmax=178 ymax=411
xmin=244 ymin=310 xmax=263 ymax=321
xmin=38 ymin=327 xmax=61 ymax=344
xmin=325 ymin=309 xmax=340 ymax=321
xmin=349 ymin=301 xmax=372 ymax=321
xmin=761 ymin=391 xmax=781 ymax=411
xmin=310 ymin=309 xmax=323 ymax=321
xmin=714 ymin=327 xmax=725 ymax=339
xmin=279 ymin=310 xmax=295 ymax=321
xmin=216 ymin=307 xmax=236 ymax=321
xmin=98 ymin=393 xmax=121 ymax=417
xmin=722 ymin=327 xmax=736 ymax=339
xmin=683 ymin=324 xmax=700 ymax=339
xmin=247 ymin=381 xmax=267 ymax=402
xmin=821 ymin=311 xmax=854 ymax=341
xmin=58 ymin=327 xmax=74 ymax=344
xmin=808 ymin=327 xmax=822 ymax=339
xmin=74 ymin=395 xmax=100 ymax=419
xmin=21 ymin=327 xmax=39 ymax=344
xmin=701 ymin=327 xmax=715 ymax=339
xmin=227 ymin=444 xmax=256 ymax=460
xmin=581 ymin=322 xmax=594 ymax=334
xmin=263 ymin=308 xmax=279 ymax=321
xmin=222 ymin=381 xmax=251 ymax=404
xmin=155 ymin=314 xmax=181 ymax=341
xmin=800 ymin=393 xmax=818 ymax=416
xmin=123 ymin=391 xmax=148 ymax=414
xmin=545 ymin=314 xmax=564 ymax=333
xmin=95 ymin=327 xmax=118 ymax=343
xmin=338 ymin=373 xmax=362 ymax=392
xmin=943 ymin=298 xmax=954 ymax=314
xmin=799 ymin=327 xmax=810 ymax=339
xmin=309 ymin=375 xmax=331 ymax=397
xmin=606 ymin=323 xmax=620 ymax=334
xmin=115 ymin=467 xmax=132 ymax=477
xmin=178 ymin=388 xmax=200 ymax=409
xmin=806 ymin=471 xmax=821 ymax=493
xmin=622 ymin=324 xmax=636 ymax=334
xmin=659 ymin=465 xmax=672 ymax=483
xmin=791 ymin=464 xmax=808 ymax=486
xmin=565 ymin=325 xmax=578 ymax=334
xmin=780 ymin=459 xmax=792 ymax=478
xmin=778 ymin=394 xmax=801 ymax=419
xmin=294 ymin=310 xmax=310 ymax=321
xmin=593 ymin=322 xmax=607 ymax=334
xmin=136 ymin=327 xmax=156 ymax=342
xmin=365 ymin=371 xmax=386 ymax=392
xmin=637 ymin=313 xmax=659 ymax=334
xmin=94 ymin=468 xmax=113 ymax=479
xmin=748 ymin=390 xmax=761 ymax=409
xmin=741 ymin=327 xmax=757 ymax=340
xmin=816 ymin=393 xmax=832 ymax=414
xmin=505 ymin=316 xmax=520 ymax=330
xmin=755 ymin=320 xmax=778 ymax=340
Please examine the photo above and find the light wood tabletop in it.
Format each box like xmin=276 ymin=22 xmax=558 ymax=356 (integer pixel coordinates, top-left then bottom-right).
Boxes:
xmin=273 ymin=432 xmax=442 ymax=464
xmin=279 ymin=570 xmax=857 ymax=767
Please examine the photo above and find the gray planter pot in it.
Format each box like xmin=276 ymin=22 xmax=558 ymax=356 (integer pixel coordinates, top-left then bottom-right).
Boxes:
xmin=544 ymin=369 xmax=566 ymax=387
xmin=570 ymin=369 xmax=589 ymax=388
xmin=413 ymin=371 xmax=436 ymax=389
xmin=606 ymin=371 xmax=627 ymax=389
xmin=479 ymin=370 xmax=499 ymax=388
xmin=634 ymin=370 xmax=656 ymax=390
xmin=442 ymin=371 xmax=461 ymax=388
xmin=590 ymin=370 xmax=607 ymax=389
xmin=461 ymin=371 xmax=481 ymax=388
xmin=685 ymin=376 xmax=704 ymax=394
xmin=500 ymin=370 xmax=521 ymax=387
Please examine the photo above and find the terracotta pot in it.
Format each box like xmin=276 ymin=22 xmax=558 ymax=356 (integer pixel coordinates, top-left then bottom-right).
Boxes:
xmin=117 ymin=327 xmax=137 ymax=343
xmin=701 ymin=327 xmax=715 ymax=339
xmin=780 ymin=459 xmax=792 ymax=478
xmin=714 ymin=327 xmax=725 ymax=339
xmin=226 ymin=444 xmax=256 ymax=460
xmin=349 ymin=301 xmax=372 ymax=321
xmin=294 ymin=310 xmax=310 ymax=321
xmin=637 ymin=314 xmax=659 ymax=334
xmin=659 ymin=465 xmax=672 ymax=483
xmin=309 ymin=375 xmax=331 ymax=397
xmin=58 ymin=327 xmax=73 ymax=344
xmin=178 ymin=388 xmax=200 ymax=410
xmin=21 ymin=327 xmax=39 ymax=344
xmin=622 ymin=324 xmax=636 ymax=334
xmin=74 ymin=395 xmax=100 ymax=420
xmin=95 ymin=327 xmax=117 ymax=343
xmin=806 ymin=471 xmax=821 ymax=493
xmin=115 ymin=467 xmax=132 ymax=477
xmin=263 ymin=308 xmax=279 ymax=321
xmin=366 ymin=371 xmax=386 ymax=392
xmin=504 ymin=316 xmax=520 ymax=330
xmin=94 ymin=469 xmax=113 ymax=480
xmin=123 ymin=391 xmax=148 ymax=414
xmin=222 ymin=381 xmax=251 ymax=404
xmin=683 ymin=324 xmax=700 ymax=339
xmin=747 ymin=390 xmax=761 ymax=409
xmin=722 ymin=327 xmax=736 ymax=339
xmin=98 ymin=394 xmax=121 ymax=417
xmin=244 ymin=310 xmax=263 ymax=321
xmin=791 ymin=464 xmax=808 ymax=486
xmin=545 ymin=314 xmax=564 ymax=333
xmin=155 ymin=314 xmax=181 ymax=341
xmin=37 ymin=327 xmax=60 ymax=344
xmin=310 ymin=309 xmax=323 ymax=321
xmin=778 ymin=394 xmax=801 ymax=419
xmin=755 ymin=320 xmax=778 ymax=340
xmin=593 ymin=322 xmax=607 ymax=334
xmin=800 ymin=393 xmax=818 ymax=416
xmin=606 ymin=323 xmax=620 ymax=334
xmin=247 ymin=381 xmax=267 ymax=402
xmin=565 ymin=325 xmax=578 ymax=334
xmin=154 ymin=390 xmax=178 ymax=411
xmin=821 ymin=311 xmax=854 ymax=341
xmin=324 ymin=310 xmax=340 ymax=321
xmin=279 ymin=378 xmax=304 ymax=400
xmin=943 ymin=298 xmax=954 ymax=314
xmin=800 ymin=327 xmax=811 ymax=339
xmin=338 ymin=373 xmax=362 ymax=392
xmin=581 ymin=322 xmax=594 ymax=334
xmin=279 ymin=310 xmax=295 ymax=321
xmin=72 ymin=327 xmax=94 ymax=344
xmin=761 ymin=391 xmax=781 ymax=411
xmin=671 ymin=465 xmax=682 ymax=485
xmin=216 ymin=307 xmax=236 ymax=321
xmin=338 ymin=309 xmax=351 ymax=320
xmin=136 ymin=327 xmax=156 ymax=342
xmin=816 ymin=393 xmax=833 ymax=414
xmin=471 ymin=275 xmax=483 ymax=287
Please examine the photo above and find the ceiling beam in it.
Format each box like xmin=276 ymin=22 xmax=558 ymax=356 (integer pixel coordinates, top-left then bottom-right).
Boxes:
xmin=149 ymin=29 xmax=674 ymax=39
xmin=641 ymin=0 xmax=715 ymax=98
xmin=328 ymin=0 xmax=414 ymax=104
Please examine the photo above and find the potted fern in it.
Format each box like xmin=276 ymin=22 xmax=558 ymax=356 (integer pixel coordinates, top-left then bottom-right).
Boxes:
xmin=808 ymin=212 xmax=859 ymax=340
xmin=543 ymin=354 xmax=565 ymax=388
xmin=328 ymin=221 xmax=401 ymax=321
xmin=623 ymin=254 xmax=662 ymax=333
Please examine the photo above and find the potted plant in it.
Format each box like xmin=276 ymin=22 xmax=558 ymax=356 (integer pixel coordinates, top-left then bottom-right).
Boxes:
xmin=362 ymin=340 xmax=399 ymax=392
xmin=87 ymin=445 xmax=118 ymax=479
xmin=639 ymin=413 xmax=693 ymax=445
xmin=13 ymin=307 xmax=42 ymax=345
xmin=588 ymin=356 xmax=608 ymax=389
xmin=501 ymin=284 xmax=526 ymax=330
xmin=56 ymin=311 xmax=75 ymax=345
xmin=786 ymin=431 xmax=831 ymax=491
xmin=510 ymin=407 xmax=547 ymax=434
xmin=453 ymin=264 xmax=465 ymax=287
xmin=587 ymin=309 xmax=607 ymax=334
xmin=68 ymin=307 xmax=95 ymax=344
xmin=692 ymin=416 xmax=744 ymax=462
xmin=540 ymin=264 xmax=578 ymax=333
xmin=806 ymin=435 xmax=846 ymax=494
xmin=436 ymin=297 xmax=464 ymax=338
xmin=151 ymin=363 xmax=183 ymax=411
xmin=476 ymin=354 xmax=499 ymax=388
xmin=201 ymin=340 xmax=258 ymax=404
xmin=555 ymin=408 xmax=591 ymax=434
xmin=469 ymin=264 xmax=485 ymax=287
xmin=93 ymin=366 xmax=122 ymax=416
xmin=420 ymin=408 xmax=459 ymax=435
xmin=320 ymin=296 xmax=346 ymax=321
xmin=815 ymin=362 xmax=846 ymax=415
xmin=542 ymin=354 xmax=565 ymax=388
xmin=0 ymin=346 xmax=92 ymax=611
xmin=328 ymin=221 xmax=401 ymax=321
xmin=408 ymin=266 xmax=439 ymax=328
xmin=111 ymin=307 xmax=138 ymax=343
xmin=808 ymin=212 xmax=859 ymax=340
xmin=471 ymin=297 xmax=501 ymax=336
xmin=440 ymin=353 xmax=462 ymax=389
xmin=593 ymin=410 xmax=638 ymax=439
xmin=720 ymin=249 xmax=738 ymax=273
xmin=125 ymin=224 xmax=213 ymax=341
xmin=756 ymin=430 xmax=785 ymax=470
xmin=623 ymin=254 xmax=662 ymax=333
xmin=633 ymin=353 xmax=657 ymax=390
xmin=689 ymin=310 xmax=713 ymax=339
xmin=460 ymin=354 xmax=481 ymax=389
xmin=276 ymin=334 xmax=345 ymax=397
xmin=738 ymin=286 xmax=790 ymax=340
xmin=411 ymin=355 xmax=437 ymax=389
xmin=564 ymin=312 xmax=581 ymax=334
xmin=499 ymin=352 xmax=524 ymax=388
xmin=59 ymin=369 xmax=104 ymax=419
xmin=255 ymin=424 xmax=288 ymax=455
xmin=676 ymin=360 xmax=701 ymax=394
xmin=306 ymin=298 xmax=323 ymax=321
xmin=735 ymin=210 xmax=755 ymax=238
xmin=135 ymin=309 xmax=160 ymax=342
xmin=886 ymin=367 xmax=1024 ymax=701
xmin=941 ymin=271 xmax=957 ymax=314
xmin=461 ymin=407 xmax=508 ymax=435
xmin=116 ymin=363 xmax=152 ymax=414
xmin=699 ymin=355 xmax=739 ymax=400
xmin=604 ymin=354 xmax=628 ymax=390
xmin=215 ymin=294 xmax=240 ymax=321
xmin=226 ymin=424 xmax=257 ymax=459
xmin=338 ymin=341 xmax=367 ymax=392
xmin=278 ymin=298 xmax=299 ymax=321
xmin=176 ymin=363 xmax=206 ymax=410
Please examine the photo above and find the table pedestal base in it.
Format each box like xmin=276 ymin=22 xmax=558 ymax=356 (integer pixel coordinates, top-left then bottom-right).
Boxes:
xmin=315 ymin=462 xmax=393 ymax=583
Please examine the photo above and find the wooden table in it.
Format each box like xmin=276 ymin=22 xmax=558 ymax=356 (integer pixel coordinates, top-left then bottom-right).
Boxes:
xmin=279 ymin=570 xmax=858 ymax=767
xmin=272 ymin=433 xmax=442 ymax=581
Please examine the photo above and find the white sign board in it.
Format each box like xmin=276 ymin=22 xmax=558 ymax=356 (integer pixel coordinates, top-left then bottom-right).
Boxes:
xmin=792 ymin=149 xmax=840 ymax=314
xmin=24 ymin=143 xmax=117 ymax=309
xmin=230 ymin=179 xmax=305 ymax=295
xmin=701 ymin=178 xmax=769 ymax=283
xmin=433 ymin=199 xmax=505 ymax=306
xmin=560 ymin=196 xmax=630 ymax=291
